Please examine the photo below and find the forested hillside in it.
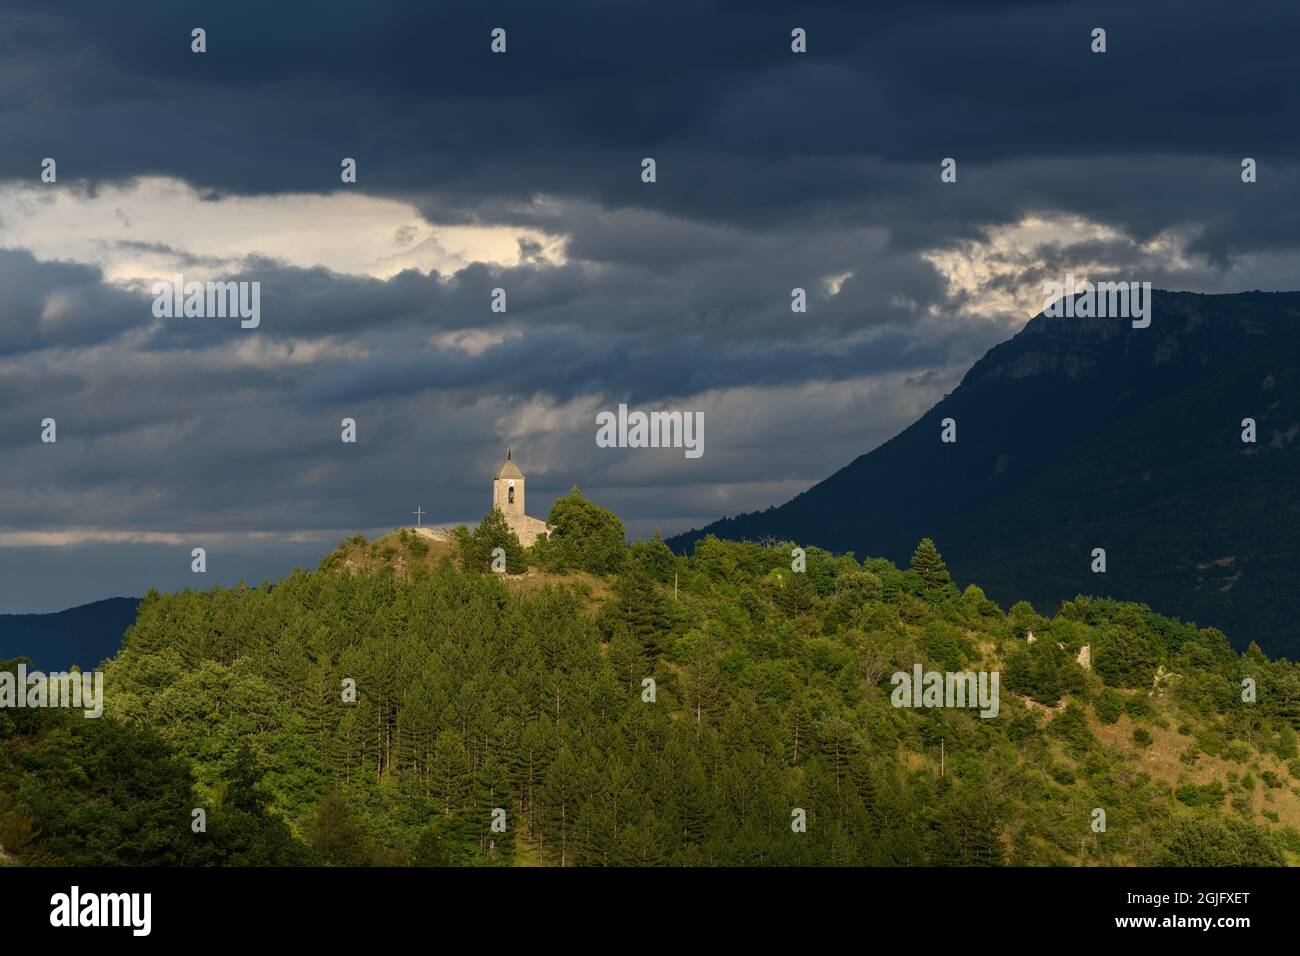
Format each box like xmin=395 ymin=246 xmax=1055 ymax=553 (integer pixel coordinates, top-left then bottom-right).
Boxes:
xmin=2 ymin=491 xmax=1298 ymax=866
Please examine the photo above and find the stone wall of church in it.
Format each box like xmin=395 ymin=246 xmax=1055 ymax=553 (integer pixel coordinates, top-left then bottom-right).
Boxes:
xmin=508 ymin=513 xmax=550 ymax=548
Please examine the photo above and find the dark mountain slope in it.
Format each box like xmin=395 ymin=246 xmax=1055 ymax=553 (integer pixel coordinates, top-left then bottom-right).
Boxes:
xmin=0 ymin=597 xmax=141 ymax=670
xmin=669 ymin=291 xmax=1300 ymax=655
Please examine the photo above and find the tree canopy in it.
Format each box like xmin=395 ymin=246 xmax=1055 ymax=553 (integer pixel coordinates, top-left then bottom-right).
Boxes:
xmin=2 ymin=520 xmax=1296 ymax=868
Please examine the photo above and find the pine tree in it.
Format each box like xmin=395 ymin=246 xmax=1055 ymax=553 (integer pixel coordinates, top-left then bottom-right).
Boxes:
xmin=627 ymin=530 xmax=675 ymax=582
xmin=910 ymin=537 xmax=952 ymax=589
xmin=465 ymin=507 xmax=527 ymax=573
xmin=302 ymin=787 xmax=372 ymax=866
xmin=611 ymin=572 xmax=671 ymax=659
xmin=431 ymin=728 xmax=471 ymax=815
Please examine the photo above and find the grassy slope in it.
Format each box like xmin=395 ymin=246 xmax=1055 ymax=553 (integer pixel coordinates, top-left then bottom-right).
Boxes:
xmin=318 ymin=527 xmax=613 ymax=610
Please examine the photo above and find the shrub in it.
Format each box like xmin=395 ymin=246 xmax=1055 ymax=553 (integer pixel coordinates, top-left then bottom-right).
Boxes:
xmin=1094 ymin=689 xmax=1124 ymax=724
xmin=920 ymin=620 xmax=970 ymax=671
xmin=1005 ymin=639 xmax=1080 ymax=706
xmin=1124 ymin=693 xmax=1152 ymax=719
xmin=1160 ymin=816 xmax=1285 ymax=866
xmin=1047 ymin=704 xmax=1095 ymax=757
xmin=1093 ymin=625 xmax=1161 ymax=688
xmin=1175 ymin=781 xmax=1225 ymax=808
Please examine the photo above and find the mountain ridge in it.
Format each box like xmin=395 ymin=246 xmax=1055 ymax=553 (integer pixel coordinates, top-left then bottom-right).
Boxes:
xmin=0 ymin=597 xmax=141 ymax=671
xmin=668 ymin=291 xmax=1300 ymax=656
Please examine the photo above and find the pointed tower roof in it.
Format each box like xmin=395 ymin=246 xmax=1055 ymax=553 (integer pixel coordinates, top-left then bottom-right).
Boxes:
xmin=495 ymin=449 xmax=523 ymax=480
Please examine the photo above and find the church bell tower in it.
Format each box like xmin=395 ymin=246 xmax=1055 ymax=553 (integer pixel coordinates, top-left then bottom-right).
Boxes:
xmin=493 ymin=449 xmax=525 ymax=519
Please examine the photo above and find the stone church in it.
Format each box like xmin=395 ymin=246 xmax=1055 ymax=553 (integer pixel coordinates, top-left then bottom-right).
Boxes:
xmin=492 ymin=450 xmax=550 ymax=546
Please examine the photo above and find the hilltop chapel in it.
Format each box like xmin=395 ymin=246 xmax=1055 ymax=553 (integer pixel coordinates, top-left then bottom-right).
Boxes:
xmin=492 ymin=450 xmax=551 ymax=546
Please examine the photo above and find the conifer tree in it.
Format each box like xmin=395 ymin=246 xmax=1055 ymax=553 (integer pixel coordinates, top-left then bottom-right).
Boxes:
xmin=909 ymin=537 xmax=952 ymax=589
xmin=465 ymin=507 xmax=526 ymax=573
xmin=302 ymin=787 xmax=372 ymax=866
xmin=611 ymin=572 xmax=671 ymax=659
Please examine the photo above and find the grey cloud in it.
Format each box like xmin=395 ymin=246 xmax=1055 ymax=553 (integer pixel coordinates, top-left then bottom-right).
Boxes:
xmin=0 ymin=250 xmax=141 ymax=356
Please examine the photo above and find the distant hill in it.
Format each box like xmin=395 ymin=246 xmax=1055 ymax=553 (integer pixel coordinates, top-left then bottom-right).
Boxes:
xmin=669 ymin=291 xmax=1300 ymax=657
xmin=0 ymin=597 xmax=140 ymax=670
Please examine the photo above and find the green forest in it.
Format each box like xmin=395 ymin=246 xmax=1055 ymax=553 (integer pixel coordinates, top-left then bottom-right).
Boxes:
xmin=2 ymin=488 xmax=1299 ymax=867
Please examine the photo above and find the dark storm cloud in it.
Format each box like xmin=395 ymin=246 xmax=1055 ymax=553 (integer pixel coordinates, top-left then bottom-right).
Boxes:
xmin=0 ymin=250 xmax=140 ymax=356
xmin=126 ymin=215 xmax=965 ymax=384
xmin=1 ymin=0 xmax=1298 ymax=610
xmin=2 ymin=0 xmax=1298 ymax=253
xmin=296 ymin=321 xmax=961 ymax=408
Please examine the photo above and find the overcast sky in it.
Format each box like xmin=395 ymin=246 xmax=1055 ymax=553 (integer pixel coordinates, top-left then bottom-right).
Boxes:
xmin=2 ymin=0 xmax=1298 ymax=611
